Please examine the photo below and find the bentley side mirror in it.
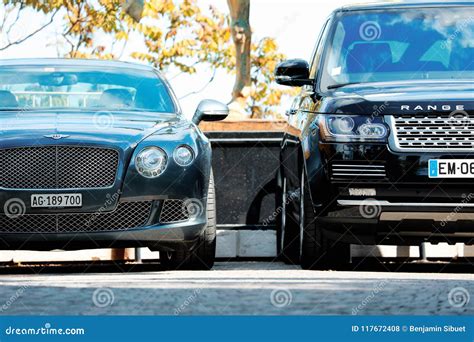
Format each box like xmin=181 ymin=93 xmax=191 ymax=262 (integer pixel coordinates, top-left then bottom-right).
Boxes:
xmin=192 ymin=99 xmax=229 ymax=125
xmin=275 ymin=59 xmax=313 ymax=87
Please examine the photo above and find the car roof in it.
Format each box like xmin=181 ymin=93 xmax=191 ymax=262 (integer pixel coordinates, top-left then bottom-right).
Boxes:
xmin=336 ymin=0 xmax=474 ymax=12
xmin=0 ymin=58 xmax=155 ymax=71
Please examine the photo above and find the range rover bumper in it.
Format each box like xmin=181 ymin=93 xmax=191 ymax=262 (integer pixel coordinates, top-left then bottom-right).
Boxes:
xmin=308 ymin=142 xmax=474 ymax=245
xmin=318 ymin=201 xmax=474 ymax=245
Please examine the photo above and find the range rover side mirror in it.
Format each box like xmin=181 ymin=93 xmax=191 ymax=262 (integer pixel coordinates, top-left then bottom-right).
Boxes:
xmin=275 ymin=59 xmax=313 ymax=87
xmin=192 ymin=99 xmax=229 ymax=125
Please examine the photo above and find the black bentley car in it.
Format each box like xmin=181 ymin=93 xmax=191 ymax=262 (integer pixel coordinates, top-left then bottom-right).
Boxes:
xmin=275 ymin=1 xmax=474 ymax=269
xmin=0 ymin=59 xmax=228 ymax=270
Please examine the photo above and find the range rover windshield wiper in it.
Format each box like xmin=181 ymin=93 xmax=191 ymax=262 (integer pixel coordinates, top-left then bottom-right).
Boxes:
xmin=327 ymin=82 xmax=362 ymax=89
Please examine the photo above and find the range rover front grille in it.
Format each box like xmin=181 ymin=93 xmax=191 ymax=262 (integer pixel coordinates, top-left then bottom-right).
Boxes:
xmin=390 ymin=114 xmax=474 ymax=151
xmin=330 ymin=162 xmax=386 ymax=181
xmin=0 ymin=201 xmax=153 ymax=233
xmin=0 ymin=146 xmax=119 ymax=189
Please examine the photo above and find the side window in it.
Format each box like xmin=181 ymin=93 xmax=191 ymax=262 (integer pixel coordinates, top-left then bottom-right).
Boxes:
xmin=309 ymin=18 xmax=332 ymax=79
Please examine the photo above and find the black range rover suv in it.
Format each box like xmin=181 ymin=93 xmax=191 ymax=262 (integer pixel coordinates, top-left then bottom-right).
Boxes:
xmin=275 ymin=1 xmax=474 ymax=269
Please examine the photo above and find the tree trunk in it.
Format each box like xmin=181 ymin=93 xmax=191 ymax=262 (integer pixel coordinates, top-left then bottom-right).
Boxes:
xmin=227 ymin=0 xmax=251 ymax=119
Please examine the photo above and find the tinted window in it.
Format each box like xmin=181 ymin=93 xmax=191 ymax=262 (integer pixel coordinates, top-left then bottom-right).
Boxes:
xmin=321 ymin=7 xmax=474 ymax=89
xmin=0 ymin=65 xmax=176 ymax=113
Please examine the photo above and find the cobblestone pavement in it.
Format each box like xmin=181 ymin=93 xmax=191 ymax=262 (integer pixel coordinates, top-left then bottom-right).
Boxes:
xmin=0 ymin=262 xmax=472 ymax=315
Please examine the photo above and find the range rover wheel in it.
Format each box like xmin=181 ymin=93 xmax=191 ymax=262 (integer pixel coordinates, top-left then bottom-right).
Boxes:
xmin=300 ymin=168 xmax=350 ymax=270
xmin=161 ymin=172 xmax=216 ymax=271
xmin=276 ymin=169 xmax=300 ymax=264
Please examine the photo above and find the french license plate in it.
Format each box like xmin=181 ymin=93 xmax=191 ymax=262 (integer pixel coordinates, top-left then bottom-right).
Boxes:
xmin=31 ymin=194 xmax=82 ymax=208
xmin=429 ymin=159 xmax=474 ymax=178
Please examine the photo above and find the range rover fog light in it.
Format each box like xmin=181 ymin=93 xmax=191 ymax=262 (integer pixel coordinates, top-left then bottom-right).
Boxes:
xmin=173 ymin=145 xmax=194 ymax=166
xmin=358 ymin=123 xmax=387 ymax=138
xmin=135 ymin=147 xmax=167 ymax=178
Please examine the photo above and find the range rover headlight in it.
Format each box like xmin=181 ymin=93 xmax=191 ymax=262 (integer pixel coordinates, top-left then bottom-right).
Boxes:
xmin=173 ymin=145 xmax=194 ymax=167
xmin=320 ymin=115 xmax=388 ymax=142
xmin=135 ymin=147 xmax=167 ymax=178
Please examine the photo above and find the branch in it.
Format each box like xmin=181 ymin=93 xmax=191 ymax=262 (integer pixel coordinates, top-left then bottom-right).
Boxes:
xmin=178 ymin=67 xmax=217 ymax=100
xmin=0 ymin=8 xmax=60 ymax=51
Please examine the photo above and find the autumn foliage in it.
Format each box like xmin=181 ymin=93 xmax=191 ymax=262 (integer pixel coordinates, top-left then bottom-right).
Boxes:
xmin=1 ymin=0 xmax=296 ymax=117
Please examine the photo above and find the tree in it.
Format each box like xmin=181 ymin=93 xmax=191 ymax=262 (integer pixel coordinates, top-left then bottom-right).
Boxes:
xmin=1 ymin=0 xmax=294 ymax=118
xmin=226 ymin=0 xmax=251 ymax=119
xmin=0 ymin=1 xmax=60 ymax=52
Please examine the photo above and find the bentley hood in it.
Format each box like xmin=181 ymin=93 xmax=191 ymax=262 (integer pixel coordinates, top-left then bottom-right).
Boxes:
xmin=0 ymin=110 xmax=188 ymax=151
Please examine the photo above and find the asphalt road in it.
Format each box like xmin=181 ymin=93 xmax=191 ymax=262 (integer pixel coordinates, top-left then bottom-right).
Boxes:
xmin=0 ymin=261 xmax=472 ymax=315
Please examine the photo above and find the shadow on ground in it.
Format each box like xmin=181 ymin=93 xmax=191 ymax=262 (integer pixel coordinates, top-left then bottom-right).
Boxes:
xmin=0 ymin=257 xmax=472 ymax=275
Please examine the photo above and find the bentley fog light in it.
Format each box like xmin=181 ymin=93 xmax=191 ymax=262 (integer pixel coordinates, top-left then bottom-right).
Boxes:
xmin=173 ymin=145 xmax=194 ymax=167
xmin=136 ymin=147 xmax=167 ymax=178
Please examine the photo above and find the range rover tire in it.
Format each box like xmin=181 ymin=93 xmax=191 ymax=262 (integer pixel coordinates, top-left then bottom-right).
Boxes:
xmin=161 ymin=172 xmax=216 ymax=271
xmin=300 ymin=168 xmax=350 ymax=270
xmin=276 ymin=169 xmax=300 ymax=265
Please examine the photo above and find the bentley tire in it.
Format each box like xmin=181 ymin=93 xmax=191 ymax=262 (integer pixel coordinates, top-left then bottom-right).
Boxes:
xmin=161 ymin=172 xmax=216 ymax=270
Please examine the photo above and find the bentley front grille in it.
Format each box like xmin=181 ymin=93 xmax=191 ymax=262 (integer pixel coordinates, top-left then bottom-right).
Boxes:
xmin=0 ymin=201 xmax=153 ymax=233
xmin=390 ymin=114 xmax=474 ymax=151
xmin=0 ymin=146 xmax=119 ymax=189
xmin=160 ymin=199 xmax=191 ymax=223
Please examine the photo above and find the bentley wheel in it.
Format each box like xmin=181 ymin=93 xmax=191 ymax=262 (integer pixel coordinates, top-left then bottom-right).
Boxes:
xmin=300 ymin=168 xmax=350 ymax=270
xmin=161 ymin=172 xmax=216 ymax=271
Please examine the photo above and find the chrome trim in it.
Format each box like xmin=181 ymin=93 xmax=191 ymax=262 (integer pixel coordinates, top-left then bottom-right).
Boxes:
xmin=338 ymin=200 xmax=474 ymax=207
xmin=387 ymin=114 xmax=474 ymax=153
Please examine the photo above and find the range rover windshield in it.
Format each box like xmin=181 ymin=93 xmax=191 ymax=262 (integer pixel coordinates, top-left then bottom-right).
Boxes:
xmin=0 ymin=65 xmax=176 ymax=113
xmin=321 ymin=7 xmax=474 ymax=89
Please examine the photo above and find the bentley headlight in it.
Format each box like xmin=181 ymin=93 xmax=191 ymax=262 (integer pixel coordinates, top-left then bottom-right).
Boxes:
xmin=135 ymin=147 xmax=167 ymax=178
xmin=173 ymin=145 xmax=194 ymax=167
xmin=320 ymin=115 xmax=388 ymax=142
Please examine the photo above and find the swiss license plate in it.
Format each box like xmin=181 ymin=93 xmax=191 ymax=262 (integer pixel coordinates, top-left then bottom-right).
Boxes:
xmin=429 ymin=159 xmax=474 ymax=178
xmin=31 ymin=194 xmax=83 ymax=208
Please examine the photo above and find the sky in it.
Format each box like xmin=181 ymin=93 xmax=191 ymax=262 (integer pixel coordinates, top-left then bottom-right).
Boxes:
xmin=0 ymin=0 xmax=368 ymax=118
